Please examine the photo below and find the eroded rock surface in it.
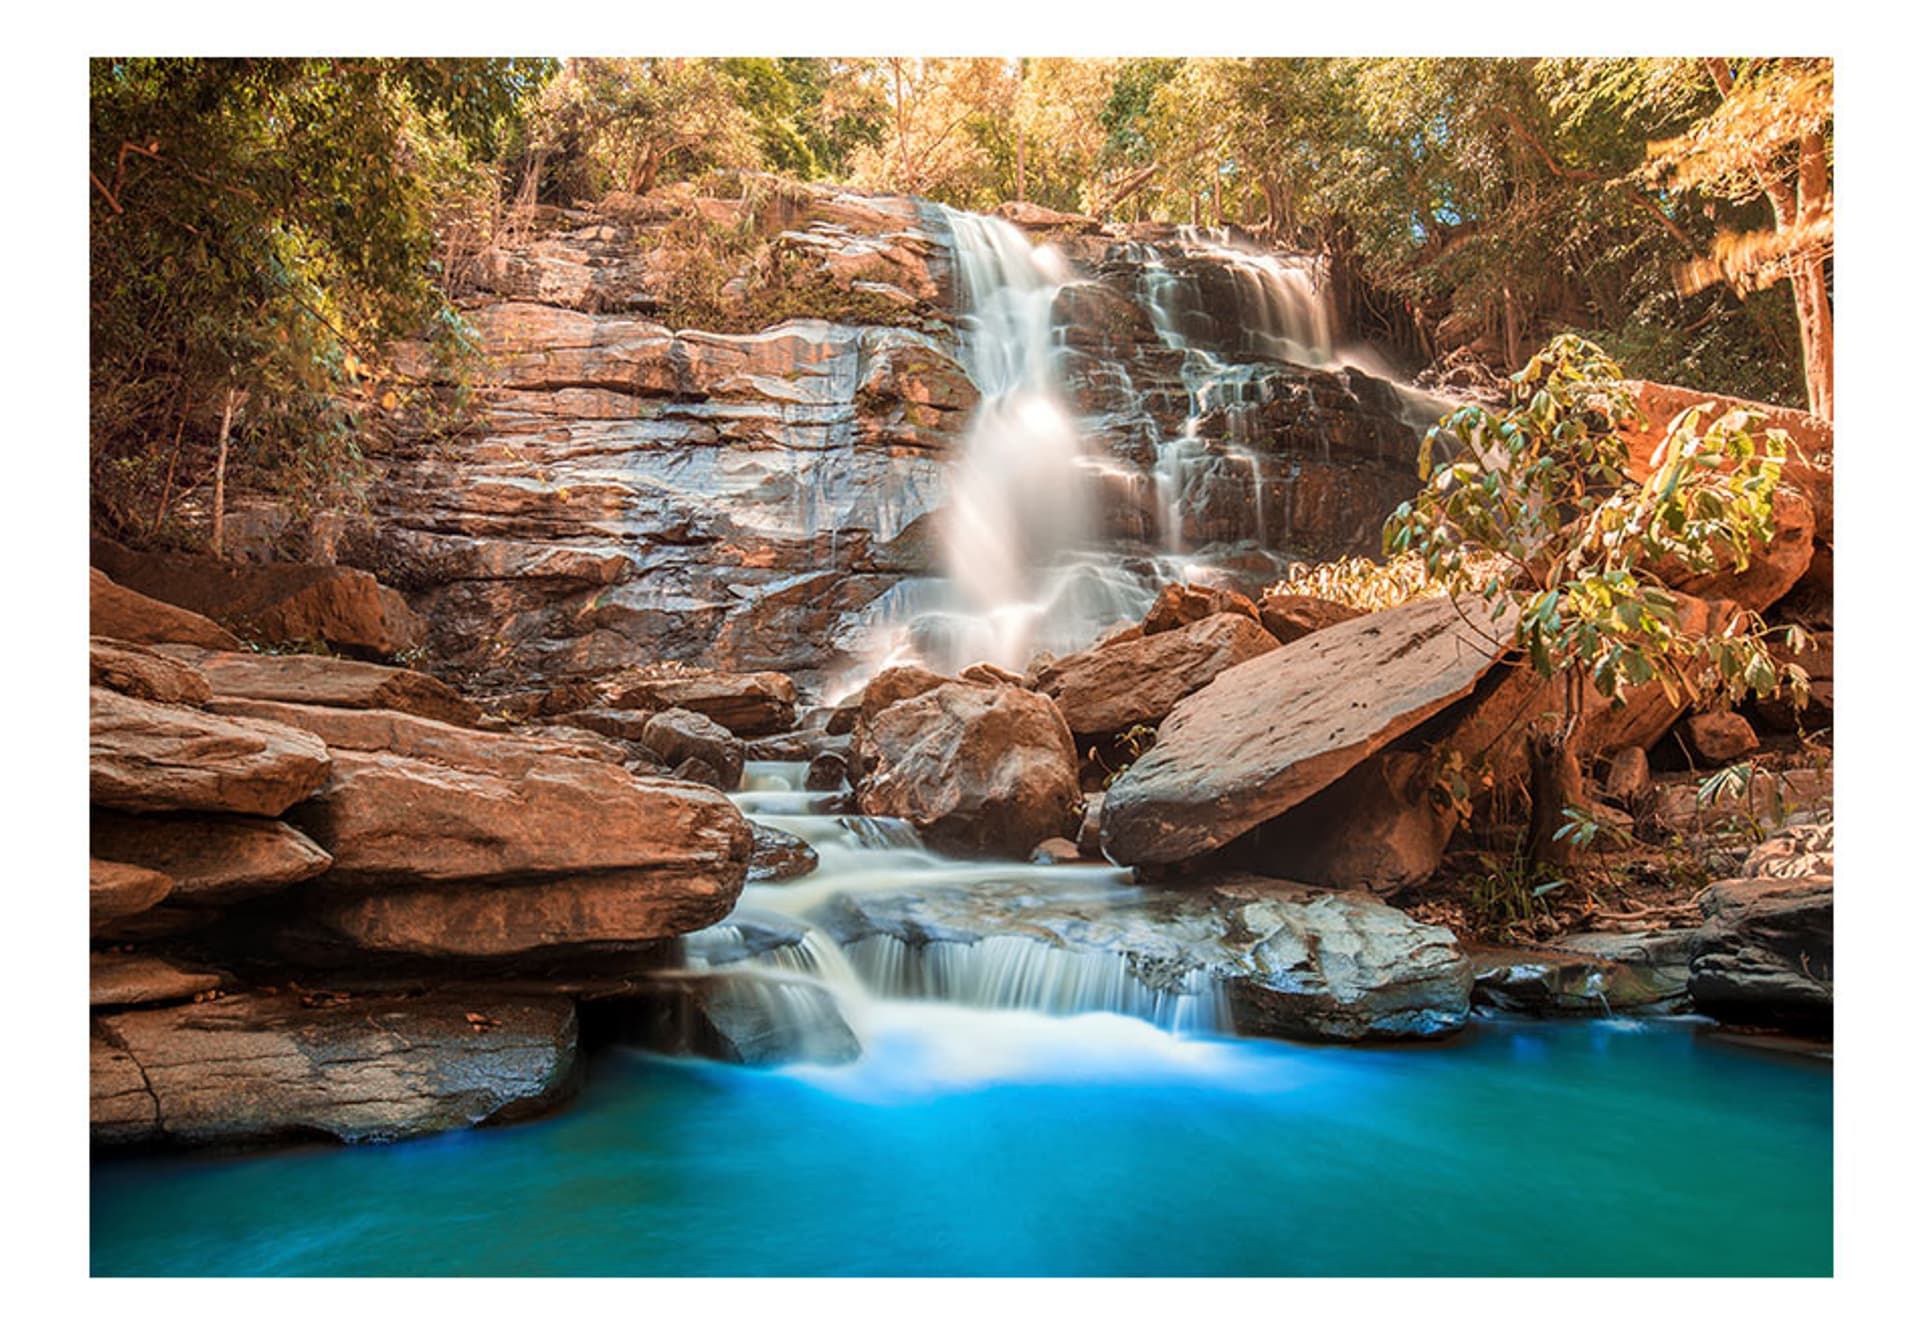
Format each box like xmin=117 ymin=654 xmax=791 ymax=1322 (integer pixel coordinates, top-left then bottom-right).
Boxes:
xmin=90 ymin=688 xmax=331 ymax=818
xmin=1689 ymin=876 xmax=1833 ymax=1035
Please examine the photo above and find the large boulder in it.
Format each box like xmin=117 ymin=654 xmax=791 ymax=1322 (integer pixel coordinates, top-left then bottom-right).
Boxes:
xmin=854 ymin=682 xmax=1080 ymax=857
xmin=207 ymin=698 xmax=616 ymax=768
xmin=160 ymin=649 xmax=479 ymax=727
xmin=640 ymin=708 xmax=746 ymax=790
xmin=90 ymin=568 xmax=238 ymax=650
xmin=1102 ymin=595 xmax=1515 ymax=867
xmin=1689 ymin=875 xmax=1833 ymax=1035
xmin=606 ymin=669 xmax=798 ymax=737
xmin=90 ymin=541 xmax=426 ymax=657
xmin=1255 ymin=591 xmax=1364 ymax=644
xmin=91 ymin=990 xmax=579 ymax=1148
xmin=818 ymin=873 xmax=1473 ymax=1042
xmin=91 ymin=812 xmax=332 ymax=905
xmin=1138 ymin=582 xmax=1259 ymax=635
xmin=90 ymin=952 xmax=227 ymax=1009
xmin=1029 ymin=612 xmax=1280 ymax=736
xmin=90 ymin=859 xmax=174 ymax=933
xmin=89 ymin=688 xmax=331 ymax=818
xmin=90 ymin=637 xmax=212 ymax=706
xmin=1224 ymin=749 xmax=1457 ymax=893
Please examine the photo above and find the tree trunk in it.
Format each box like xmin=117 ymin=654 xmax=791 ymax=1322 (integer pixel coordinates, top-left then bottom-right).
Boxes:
xmin=210 ymin=383 xmax=236 ymax=559
xmin=1015 ymin=124 xmax=1026 ymax=204
xmin=1793 ymin=131 xmax=1833 ymax=419
xmin=1524 ymin=718 xmax=1584 ymax=871
xmin=1502 ymin=286 xmax=1524 ymax=373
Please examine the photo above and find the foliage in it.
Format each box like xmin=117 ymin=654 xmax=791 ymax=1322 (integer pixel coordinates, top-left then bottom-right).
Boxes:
xmin=1264 ymin=551 xmax=1471 ymax=612
xmin=528 ymin=58 xmax=761 ymax=201
xmin=89 ymin=57 xmax=552 ymax=542
xmin=1385 ymin=334 xmax=1810 ymax=715
xmin=1464 ymin=845 xmax=1569 ymax=933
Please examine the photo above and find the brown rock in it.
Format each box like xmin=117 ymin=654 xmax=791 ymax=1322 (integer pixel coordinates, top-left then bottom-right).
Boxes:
xmin=1029 ymin=836 xmax=1086 ymax=865
xmin=1075 ymin=793 xmax=1105 ymax=861
xmin=210 ymin=698 xmax=618 ymax=770
xmin=91 ymin=812 xmax=332 ymax=905
xmin=90 ymin=859 xmax=174 ymax=933
xmin=641 ymin=708 xmax=746 ymax=791
xmin=855 ymin=683 xmax=1080 ymax=857
xmin=1031 ymin=612 xmax=1280 ymax=736
xmin=1101 ymin=596 xmax=1517 ymax=866
xmin=1139 ymin=582 xmax=1259 ymax=635
xmin=90 ymin=541 xmax=426 ymax=657
xmin=1660 ymin=484 xmax=1815 ymax=613
xmin=1602 ymin=747 xmax=1654 ymax=806
xmin=1229 ymin=750 xmax=1457 ymax=893
xmin=90 ymin=568 xmax=238 ymax=650
xmin=91 ymin=991 xmax=579 ymax=1147
xmin=90 ymin=953 xmax=227 ymax=1008
xmin=1256 ymin=592 xmax=1364 ymax=644
xmin=1677 ymin=710 xmax=1760 ymax=765
xmin=90 ymin=688 xmax=331 ymax=818
xmin=163 ymin=649 xmax=479 ymax=727
xmin=859 ymin=664 xmax=955 ymax=722
xmin=90 ymin=637 xmax=212 ymax=706
xmin=605 ymin=669 xmax=797 ymax=737
xmin=1689 ymin=875 xmax=1833 ymax=1035
xmin=959 ymin=661 xmax=1023 ymax=687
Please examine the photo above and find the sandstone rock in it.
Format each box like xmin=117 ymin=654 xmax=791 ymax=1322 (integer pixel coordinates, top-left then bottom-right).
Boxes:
xmin=1742 ymin=817 xmax=1835 ymax=880
xmin=641 ymin=708 xmax=746 ymax=791
xmin=90 ymin=812 xmax=332 ymax=905
xmin=1472 ymin=929 xmax=1694 ymax=1016
xmin=854 ymin=683 xmax=1080 ymax=857
xmin=1227 ymin=749 xmax=1456 ymax=893
xmin=90 ymin=953 xmax=227 ymax=1008
xmin=1603 ymin=747 xmax=1654 ymax=806
xmin=1689 ymin=876 xmax=1833 ymax=1035
xmin=90 ymin=568 xmax=238 ymax=651
xmin=858 ymin=664 xmax=954 ymax=722
xmin=819 ymin=874 xmax=1473 ymax=1042
xmin=748 ymin=822 xmax=820 ymax=882
xmin=90 ymin=859 xmax=173 ymax=933
xmin=90 ymin=688 xmax=331 ymax=818
xmin=547 ymin=706 xmax=655 ymax=741
xmin=90 ymin=637 xmax=211 ymax=706
xmin=91 ymin=541 xmax=426 ymax=657
xmin=163 ymin=649 xmax=479 ymax=727
xmin=209 ymin=697 xmax=614 ymax=769
xmin=1751 ymin=628 xmax=1835 ymax=730
xmin=1102 ymin=596 xmax=1516 ymax=866
xmin=1139 ymin=582 xmax=1259 ymax=635
xmin=1030 ymin=612 xmax=1280 ymax=736
xmin=958 ymin=661 xmax=1023 ymax=686
xmin=1652 ymin=767 xmax=1832 ymax=835
xmin=91 ymin=991 xmax=579 ymax=1148
xmin=606 ymin=669 xmax=798 ymax=736
xmin=1256 ymin=591 xmax=1364 ymax=644
xmin=1677 ymin=710 xmax=1759 ymax=764
xmin=1663 ymin=484 xmax=1816 ymax=613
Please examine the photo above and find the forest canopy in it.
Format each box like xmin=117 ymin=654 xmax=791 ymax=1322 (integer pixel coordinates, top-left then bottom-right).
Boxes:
xmin=89 ymin=56 xmax=1832 ymax=544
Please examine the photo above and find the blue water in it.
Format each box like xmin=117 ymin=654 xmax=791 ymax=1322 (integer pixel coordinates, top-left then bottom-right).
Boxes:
xmin=89 ymin=1006 xmax=1831 ymax=1277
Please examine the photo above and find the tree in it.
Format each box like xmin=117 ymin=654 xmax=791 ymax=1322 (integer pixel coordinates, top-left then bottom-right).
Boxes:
xmin=89 ymin=57 xmax=550 ymax=544
xmin=530 ymin=58 xmax=761 ymax=200
xmin=1385 ymin=335 xmax=1809 ymax=867
xmin=1641 ymin=58 xmax=1833 ymax=419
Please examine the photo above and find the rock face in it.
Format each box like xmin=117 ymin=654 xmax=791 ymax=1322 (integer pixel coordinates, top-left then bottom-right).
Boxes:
xmin=163 ymin=649 xmax=479 ymax=727
xmin=854 ymin=683 xmax=1080 ymax=856
xmin=748 ymin=822 xmax=820 ymax=883
xmin=90 ymin=637 xmax=212 ymax=706
xmin=1029 ymin=612 xmax=1279 ymax=736
xmin=89 ymin=688 xmax=331 ymax=818
xmin=1102 ymin=596 xmax=1515 ymax=866
xmin=91 ymin=991 xmax=579 ymax=1148
xmin=1256 ymin=592 xmax=1365 ymax=644
xmin=90 ymin=859 xmax=174 ymax=932
xmin=598 ymin=972 xmax=860 ymax=1067
xmin=819 ymin=874 xmax=1473 ymax=1042
xmin=1689 ymin=876 xmax=1834 ymax=1035
xmin=1472 ymin=931 xmax=1695 ymax=1016
xmin=91 ymin=812 xmax=333 ymax=905
xmin=606 ymin=669 xmax=797 ymax=736
xmin=91 ymin=540 xmax=426 ymax=658
xmin=91 ymin=568 xmax=239 ymax=650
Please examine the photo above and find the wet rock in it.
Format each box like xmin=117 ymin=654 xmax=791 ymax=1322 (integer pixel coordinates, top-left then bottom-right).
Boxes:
xmin=90 ymin=540 xmax=426 ymax=657
xmin=90 ymin=688 xmax=331 ymax=818
xmin=805 ymin=747 xmax=850 ymax=792
xmin=641 ymin=707 xmax=746 ymax=791
xmin=1075 ymin=793 xmax=1105 ymax=860
xmin=1030 ymin=612 xmax=1280 ymax=736
xmin=1139 ymin=582 xmax=1259 ymax=635
xmin=854 ymin=683 xmax=1080 ymax=857
xmin=91 ymin=637 xmax=212 ymax=706
xmin=90 ymin=568 xmax=239 ymax=651
xmin=1677 ymin=710 xmax=1759 ymax=764
xmin=1689 ymin=876 xmax=1833 ymax=1035
xmin=1102 ymin=595 xmax=1516 ymax=867
xmin=161 ymin=648 xmax=479 ymax=727
xmin=90 ymin=952 xmax=228 ymax=1009
xmin=597 ymin=972 xmax=859 ymax=1066
xmin=605 ymin=668 xmax=798 ymax=737
xmin=749 ymin=822 xmax=820 ymax=882
xmin=90 ymin=859 xmax=174 ymax=933
xmin=90 ymin=812 xmax=332 ymax=906
xmin=1472 ymin=930 xmax=1694 ymax=1015
xmin=1256 ymin=592 xmax=1363 ymax=644
xmin=91 ymin=990 xmax=579 ymax=1148
xmin=819 ymin=874 xmax=1472 ymax=1042
xmin=1029 ymin=837 xmax=1086 ymax=865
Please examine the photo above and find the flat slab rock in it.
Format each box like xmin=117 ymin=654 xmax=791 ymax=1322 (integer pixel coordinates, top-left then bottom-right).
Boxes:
xmin=90 ymin=687 xmax=332 ymax=818
xmin=816 ymin=873 xmax=1473 ymax=1042
xmin=91 ymin=990 xmax=579 ymax=1149
xmin=1689 ymin=875 xmax=1833 ymax=1035
xmin=1101 ymin=595 xmax=1517 ymax=866
xmin=1030 ymin=611 xmax=1279 ymax=735
xmin=91 ymin=811 xmax=332 ymax=905
xmin=90 ymin=952 xmax=228 ymax=1009
xmin=158 ymin=647 xmax=479 ymax=727
xmin=1471 ymin=929 xmax=1696 ymax=1016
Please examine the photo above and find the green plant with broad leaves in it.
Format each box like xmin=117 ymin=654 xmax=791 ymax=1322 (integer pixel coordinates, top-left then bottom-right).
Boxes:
xmin=1385 ymin=334 xmax=1811 ymax=864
